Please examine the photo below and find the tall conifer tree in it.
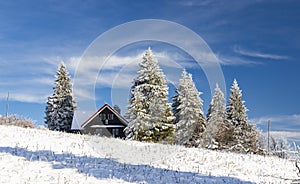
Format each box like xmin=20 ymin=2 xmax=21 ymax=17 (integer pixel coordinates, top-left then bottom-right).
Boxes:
xmin=172 ymin=70 xmax=205 ymax=146
xmin=205 ymin=84 xmax=233 ymax=149
xmin=226 ymin=79 xmax=258 ymax=152
xmin=227 ymin=79 xmax=248 ymax=127
xmin=45 ymin=62 xmax=76 ymax=132
xmin=125 ymin=48 xmax=174 ymax=142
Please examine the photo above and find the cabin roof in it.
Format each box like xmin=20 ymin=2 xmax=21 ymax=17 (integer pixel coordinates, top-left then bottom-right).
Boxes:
xmin=81 ymin=104 xmax=128 ymax=129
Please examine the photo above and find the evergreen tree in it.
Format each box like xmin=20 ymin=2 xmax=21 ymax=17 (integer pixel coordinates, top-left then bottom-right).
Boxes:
xmin=45 ymin=62 xmax=76 ymax=132
xmin=205 ymin=84 xmax=233 ymax=149
xmin=172 ymin=70 xmax=205 ymax=147
xmin=125 ymin=48 xmax=174 ymax=142
xmin=125 ymin=89 xmax=150 ymax=141
xmin=113 ymin=105 xmax=121 ymax=114
xmin=226 ymin=79 xmax=259 ymax=153
xmin=227 ymin=79 xmax=248 ymax=127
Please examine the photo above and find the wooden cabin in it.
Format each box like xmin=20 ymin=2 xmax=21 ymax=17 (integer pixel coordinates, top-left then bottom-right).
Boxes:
xmin=81 ymin=104 xmax=128 ymax=138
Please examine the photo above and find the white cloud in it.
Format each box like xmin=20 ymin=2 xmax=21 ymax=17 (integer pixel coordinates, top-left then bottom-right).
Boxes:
xmin=250 ymin=114 xmax=300 ymax=126
xmin=67 ymin=50 xmax=194 ymax=73
xmin=0 ymin=89 xmax=48 ymax=104
xmin=0 ymin=46 xmax=256 ymax=104
xmin=177 ymin=0 xmax=214 ymax=7
xmin=218 ymin=55 xmax=261 ymax=65
xmin=268 ymin=131 xmax=300 ymax=144
xmin=233 ymin=46 xmax=289 ymax=60
xmin=98 ymin=72 xmax=136 ymax=88
xmin=67 ymin=50 xmax=193 ymax=99
xmin=0 ymin=54 xmax=79 ymax=104
xmin=251 ymin=114 xmax=300 ymax=144
xmin=177 ymin=0 xmax=252 ymax=8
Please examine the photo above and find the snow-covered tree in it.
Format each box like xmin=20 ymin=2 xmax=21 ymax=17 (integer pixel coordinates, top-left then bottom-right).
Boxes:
xmin=45 ymin=62 xmax=76 ymax=132
xmin=172 ymin=70 xmax=205 ymax=147
xmin=125 ymin=89 xmax=150 ymax=141
xmin=226 ymin=79 xmax=259 ymax=153
xmin=205 ymin=84 xmax=233 ymax=149
xmin=227 ymin=79 xmax=248 ymax=127
xmin=125 ymin=48 xmax=174 ymax=142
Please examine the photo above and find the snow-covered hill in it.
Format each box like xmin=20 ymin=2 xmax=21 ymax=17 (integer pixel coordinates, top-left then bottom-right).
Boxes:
xmin=0 ymin=125 xmax=298 ymax=183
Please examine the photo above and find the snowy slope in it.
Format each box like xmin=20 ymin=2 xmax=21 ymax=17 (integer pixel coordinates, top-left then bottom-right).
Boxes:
xmin=0 ymin=125 xmax=298 ymax=183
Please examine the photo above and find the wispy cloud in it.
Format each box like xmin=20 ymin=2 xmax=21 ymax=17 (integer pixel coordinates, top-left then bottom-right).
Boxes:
xmin=233 ymin=46 xmax=289 ymax=60
xmin=250 ymin=114 xmax=300 ymax=144
xmin=1 ymin=44 xmax=249 ymax=104
xmin=177 ymin=0 xmax=215 ymax=7
xmin=177 ymin=0 xmax=257 ymax=9
xmin=250 ymin=114 xmax=300 ymax=126
xmin=0 ymin=43 xmax=287 ymax=104
xmin=0 ymin=56 xmax=64 ymax=103
xmin=268 ymin=131 xmax=300 ymax=144
xmin=67 ymin=50 xmax=198 ymax=73
xmin=250 ymin=114 xmax=300 ymax=142
xmin=218 ymin=55 xmax=260 ymax=66
xmin=66 ymin=50 xmax=188 ymax=100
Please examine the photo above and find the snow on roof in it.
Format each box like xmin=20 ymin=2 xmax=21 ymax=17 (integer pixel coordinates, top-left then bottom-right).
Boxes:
xmin=90 ymin=125 xmax=126 ymax=128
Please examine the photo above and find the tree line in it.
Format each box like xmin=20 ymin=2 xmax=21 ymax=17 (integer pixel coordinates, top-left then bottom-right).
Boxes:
xmin=44 ymin=48 xmax=292 ymax=156
xmin=124 ymin=48 xmax=261 ymax=154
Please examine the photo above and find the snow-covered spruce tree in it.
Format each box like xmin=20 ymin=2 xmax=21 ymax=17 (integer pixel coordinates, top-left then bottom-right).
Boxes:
xmin=45 ymin=62 xmax=76 ymax=132
xmin=124 ymin=89 xmax=151 ymax=141
xmin=125 ymin=48 xmax=174 ymax=142
xmin=204 ymin=84 xmax=233 ymax=149
xmin=226 ymin=79 xmax=259 ymax=153
xmin=172 ymin=70 xmax=205 ymax=147
xmin=227 ymin=79 xmax=248 ymax=127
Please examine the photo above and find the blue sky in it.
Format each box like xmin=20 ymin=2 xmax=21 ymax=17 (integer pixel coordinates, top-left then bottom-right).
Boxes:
xmin=0 ymin=0 xmax=299 ymax=142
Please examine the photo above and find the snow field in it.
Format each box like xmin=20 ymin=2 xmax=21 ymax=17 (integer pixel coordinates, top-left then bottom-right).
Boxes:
xmin=0 ymin=125 xmax=298 ymax=183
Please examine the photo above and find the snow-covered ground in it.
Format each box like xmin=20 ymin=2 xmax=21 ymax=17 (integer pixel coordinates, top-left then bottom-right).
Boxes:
xmin=0 ymin=125 xmax=298 ymax=183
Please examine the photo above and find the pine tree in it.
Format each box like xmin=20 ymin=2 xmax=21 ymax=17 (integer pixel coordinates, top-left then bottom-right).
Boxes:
xmin=45 ymin=62 xmax=76 ymax=132
xmin=125 ymin=89 xmax=150 ymax=141
xmin=172 ymin=70 xmax=205 ymax=147
xmin=205 ymin=84 xmax=233 ymax=149
xmin=125 ymin=48 xmax=174 ymax=142
xmin=226 ymin=79 xmax=259 ymax=153
xmin=227 ymin=79 xmax=248 ymax=127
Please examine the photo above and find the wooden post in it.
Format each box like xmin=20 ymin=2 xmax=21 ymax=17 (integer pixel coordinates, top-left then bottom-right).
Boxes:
xmin=5 ymin=91 xmax=9 ymax=119
xmin=267 ymin=120 xmax=270 ymax=155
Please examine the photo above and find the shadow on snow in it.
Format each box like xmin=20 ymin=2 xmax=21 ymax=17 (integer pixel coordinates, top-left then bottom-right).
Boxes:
xmin=0 ymin=146 xmax=253 ymax=183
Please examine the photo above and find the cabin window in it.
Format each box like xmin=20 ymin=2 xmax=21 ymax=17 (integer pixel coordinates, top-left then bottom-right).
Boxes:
xmin=105 ymin=119 xmax=108 ymax=125
xmin=108 ymin=114 xmax=114 ymax=120
xmin=99 ymin=113 xmax=106 ymax=120
xmin=99 ymin=113 xmax=114 ymax=120
xmin=112 ymin=129 xmax=119 ymax=136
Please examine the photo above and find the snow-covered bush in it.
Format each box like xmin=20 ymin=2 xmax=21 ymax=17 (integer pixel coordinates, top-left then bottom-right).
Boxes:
xmin=270 ymin=136 xmax=291 ymax=159
xmin=0 ymin=114 xmax=34 ymax=128
xmin=296 ymin=160 xmax=300 ymax=177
